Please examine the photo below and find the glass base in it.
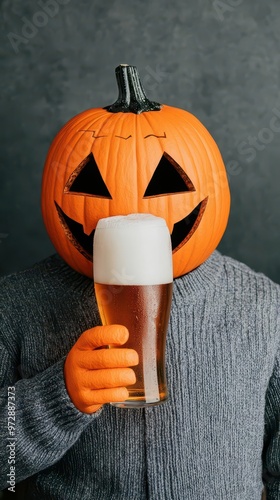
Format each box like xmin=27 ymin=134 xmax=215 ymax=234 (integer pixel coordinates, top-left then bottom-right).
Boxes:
xmin=110 ymin=397 xmax=168 ymax=409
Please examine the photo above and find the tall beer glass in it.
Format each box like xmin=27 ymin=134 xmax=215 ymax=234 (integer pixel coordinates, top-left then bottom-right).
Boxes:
xmin=93 ymin=214 xmax=173 ymax=408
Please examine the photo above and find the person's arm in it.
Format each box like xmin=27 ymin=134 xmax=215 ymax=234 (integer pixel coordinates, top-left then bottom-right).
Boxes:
xmin=0 ymin=324 xmax=138 ymax=490
xmin=262 ymin=345 xmax=280 ymax=499
xmin=0 ymin=340 xmax=99 ymax=490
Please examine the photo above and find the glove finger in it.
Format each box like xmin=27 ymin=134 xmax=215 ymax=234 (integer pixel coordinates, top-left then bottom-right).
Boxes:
xmin=85 ymin=386 xmax=129 ymax=406
xmin=78 ymin=348 xmax=139 ymax=369
xmin=83 ymin=367 xmax=136 ymax=389
xmin=77 ymin=325 xmax=129 ymax=350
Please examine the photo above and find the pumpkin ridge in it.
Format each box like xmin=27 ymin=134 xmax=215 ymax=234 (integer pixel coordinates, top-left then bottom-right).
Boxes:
xmin=43 ymin=112 xmax=105 ymax=240
xmin=45 ymin=110 xmax=107 ymax=188
xmin=162 ymin=107 xmax=211 ymax=199
xmin=135 ymin=113 xmax=145 ymax=210
xmin=58 ymin=112 xmax=114 ymax=199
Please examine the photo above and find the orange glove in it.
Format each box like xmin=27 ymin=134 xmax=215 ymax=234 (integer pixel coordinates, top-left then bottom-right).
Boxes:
xmin=64 ymin=325 xmax=138 ymax=414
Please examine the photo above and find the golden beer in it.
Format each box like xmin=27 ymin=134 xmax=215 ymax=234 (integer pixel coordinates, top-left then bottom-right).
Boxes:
xmin=95 ymin=282 xmax=173 ymax=406
xmin=93 ymin=213 xmax=173 ymax=408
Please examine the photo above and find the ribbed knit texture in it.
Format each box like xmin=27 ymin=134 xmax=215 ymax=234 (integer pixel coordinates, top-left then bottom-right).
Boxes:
xmin=0 ymin=251 xmax=279 ymax=499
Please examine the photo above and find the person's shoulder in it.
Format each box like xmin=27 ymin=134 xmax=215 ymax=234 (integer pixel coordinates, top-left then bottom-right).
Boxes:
xmin=221 ymin=252 xmax=278 ymax=283
xmin=0 ymin=254 xmax=90 ymax=304
xmin=1 ymin=254 xmax=62 ymax=280
xmin=1 ymin=254 xmax=68 ymax=289
xmin=0 ymin=255 xmax=94 ymax=352
xmin=220 ymin=252 xmax=280 ymax=299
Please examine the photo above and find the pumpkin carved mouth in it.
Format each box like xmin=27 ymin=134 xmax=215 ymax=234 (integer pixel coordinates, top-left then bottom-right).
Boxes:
xmin=54 ymin=198 xmax=208 ymax=262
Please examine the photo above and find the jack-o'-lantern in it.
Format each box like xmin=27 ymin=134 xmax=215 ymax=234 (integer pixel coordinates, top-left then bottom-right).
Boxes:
xmin=41 ymin=64 xmax=230 ymax=279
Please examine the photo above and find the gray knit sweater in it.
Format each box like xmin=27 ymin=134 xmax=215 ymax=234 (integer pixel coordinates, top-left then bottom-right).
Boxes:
xmin=0 ymin=251 xmax=279 ymax=499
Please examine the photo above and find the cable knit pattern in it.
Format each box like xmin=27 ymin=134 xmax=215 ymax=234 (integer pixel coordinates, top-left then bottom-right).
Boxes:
xmin=0 ymin=251 xmax=279 ymax=499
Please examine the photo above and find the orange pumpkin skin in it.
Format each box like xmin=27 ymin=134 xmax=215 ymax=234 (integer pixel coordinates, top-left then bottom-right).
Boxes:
xmin=41 ymin=66 xmax=230 ymax=279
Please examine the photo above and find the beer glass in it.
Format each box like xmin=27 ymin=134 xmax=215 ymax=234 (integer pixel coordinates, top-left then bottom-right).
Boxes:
xmin=93 ymin=214 xmax=173 ymax=408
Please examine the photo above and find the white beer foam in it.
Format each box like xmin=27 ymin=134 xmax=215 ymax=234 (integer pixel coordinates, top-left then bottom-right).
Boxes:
xmin=93 ymin=214 xmax=173 ymax=285
xmin=96 ymin=213 xmax=167 ymax=228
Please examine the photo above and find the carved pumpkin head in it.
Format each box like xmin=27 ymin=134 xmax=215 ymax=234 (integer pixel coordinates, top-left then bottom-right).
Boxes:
xmin=41 ymin=64 xmax=230 ymax=279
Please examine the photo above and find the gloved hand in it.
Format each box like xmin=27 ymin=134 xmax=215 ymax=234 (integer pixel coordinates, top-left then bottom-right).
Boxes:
xmin=64 ymin=325 xmax=138 ymax=414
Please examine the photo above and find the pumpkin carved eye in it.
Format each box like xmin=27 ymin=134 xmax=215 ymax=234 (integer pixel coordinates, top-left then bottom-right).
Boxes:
xmin=65 ymin=152 xmax=112 ymax=199
xmin=144 ymin=152 xmax=195 ymax=197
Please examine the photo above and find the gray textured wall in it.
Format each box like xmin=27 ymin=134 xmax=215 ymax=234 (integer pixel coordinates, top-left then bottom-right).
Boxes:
xmin=0 ymin=0 xmax=279 ymax=282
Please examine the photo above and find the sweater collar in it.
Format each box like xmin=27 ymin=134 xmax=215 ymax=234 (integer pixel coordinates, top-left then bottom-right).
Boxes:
xmin=51 ymin=250 xmax=224 ymax=304
xmin=172 ymin=250 xmax=224 ymax=306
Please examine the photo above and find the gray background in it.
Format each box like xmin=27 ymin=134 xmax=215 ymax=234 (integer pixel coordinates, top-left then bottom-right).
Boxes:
xmin=0 ymin=0 xmax=279 ymax=282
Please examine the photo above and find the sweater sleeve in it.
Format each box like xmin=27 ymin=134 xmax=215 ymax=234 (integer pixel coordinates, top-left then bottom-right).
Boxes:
xmin=0 ymin=340 xmax=102 ymax=490
xmin=262 ymin=345 xmax=280 ymax=499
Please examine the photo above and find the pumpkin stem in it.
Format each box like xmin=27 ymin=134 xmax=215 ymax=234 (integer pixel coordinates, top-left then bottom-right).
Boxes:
xmin=104 ymin=64 xmax=161 ymax=114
